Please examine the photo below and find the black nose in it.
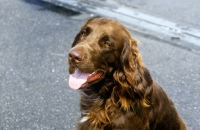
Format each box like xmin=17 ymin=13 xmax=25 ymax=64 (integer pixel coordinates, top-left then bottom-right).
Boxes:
xmin=68 ymin=48 xmax=84 ymax=64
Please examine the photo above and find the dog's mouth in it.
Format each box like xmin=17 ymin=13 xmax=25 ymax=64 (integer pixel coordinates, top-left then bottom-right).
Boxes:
xmin=69 ymin=69 xmax=104 ymax=90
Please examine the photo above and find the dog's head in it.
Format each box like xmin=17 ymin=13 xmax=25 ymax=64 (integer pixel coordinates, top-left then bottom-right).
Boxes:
xmin=68 ymin=18 xmax=148 ymax=92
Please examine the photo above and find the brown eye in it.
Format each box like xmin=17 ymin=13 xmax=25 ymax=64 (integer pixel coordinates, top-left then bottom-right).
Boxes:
xmin=105 ymin=40 xmax=111 ymax=47
xmin=80 ymin=27 xmax=91 ymax=36
xmin=103 ymin=37 xmax=111 ymax=47
xmin=81 ymin=29 xmax=87 ymax=35
xmin=99 ymin=36 xmax=113 ymax=49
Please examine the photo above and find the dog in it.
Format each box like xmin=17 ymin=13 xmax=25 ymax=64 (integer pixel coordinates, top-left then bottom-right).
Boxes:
xmin=68 ymin=18 xmax=187 ymax=130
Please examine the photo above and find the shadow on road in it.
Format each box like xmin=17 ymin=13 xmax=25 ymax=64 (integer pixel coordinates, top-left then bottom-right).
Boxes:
xmin=23 ymin=0 xmax=81 ymax=16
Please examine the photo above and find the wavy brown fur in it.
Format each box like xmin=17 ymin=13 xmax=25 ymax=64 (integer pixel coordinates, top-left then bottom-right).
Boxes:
xmin=68 ymin=18 xmax=187 ymax=130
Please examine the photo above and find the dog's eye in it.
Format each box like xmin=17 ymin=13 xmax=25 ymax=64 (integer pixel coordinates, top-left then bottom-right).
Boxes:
xmin=80 ymin=27 xmax=90 ymax=36
xmin=101 ymin=36 xmax=112 ymax=48
xmin=99 ymin=36 xmax=113 ymax=49
xmin=104 ymin=40 xmax=111 ymax=47
xmin=81 ymin=29 xmax=87 ymax=35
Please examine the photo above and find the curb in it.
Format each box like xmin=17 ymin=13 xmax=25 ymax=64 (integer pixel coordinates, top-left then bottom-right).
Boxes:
xmin=43 ymin=0 xmax=200 ymax=53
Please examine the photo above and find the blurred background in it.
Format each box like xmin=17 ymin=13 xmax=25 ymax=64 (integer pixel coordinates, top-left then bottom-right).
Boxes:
xmin=0 ymin=0 xmax=200 ymax=129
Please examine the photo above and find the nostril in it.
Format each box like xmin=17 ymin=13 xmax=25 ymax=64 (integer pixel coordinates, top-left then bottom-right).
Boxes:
xmin=69 ymin=49 xmax=84 ymax=63
xmin=74 ymin=56 xmax=82 ymax=61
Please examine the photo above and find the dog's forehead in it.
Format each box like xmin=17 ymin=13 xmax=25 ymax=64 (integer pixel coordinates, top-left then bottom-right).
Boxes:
xmin=87 ymin=19 xmax=123 ymax=30
xmin=87 ymin=18 xmax=119 ymax=25
xmin=85 ymin=19 xmax=128 ymax=38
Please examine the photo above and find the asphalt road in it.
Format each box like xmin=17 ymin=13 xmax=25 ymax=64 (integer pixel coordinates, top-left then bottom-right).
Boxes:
xmin=116 ymin=0 xmax=200 ymax=29
xmin=0 ymin=0 xmax=200 ymax=130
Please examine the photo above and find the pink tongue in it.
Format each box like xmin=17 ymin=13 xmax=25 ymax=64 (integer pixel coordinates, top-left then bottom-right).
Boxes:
xmin=69 ymin=69 xmax=90 ymax=90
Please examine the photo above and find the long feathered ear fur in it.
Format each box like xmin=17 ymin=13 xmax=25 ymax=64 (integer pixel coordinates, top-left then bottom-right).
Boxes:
xmin=113 ymin=38 xmax=153 ymax=110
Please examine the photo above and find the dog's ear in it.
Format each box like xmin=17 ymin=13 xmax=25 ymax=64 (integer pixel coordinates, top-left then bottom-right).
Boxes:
xmin=113 ymin=38 xmax=152 ymax=108
xmin=114 ymin=38 xmax=144 ymax=86
xmin=120 ymin=38 xmax=143 ymax=71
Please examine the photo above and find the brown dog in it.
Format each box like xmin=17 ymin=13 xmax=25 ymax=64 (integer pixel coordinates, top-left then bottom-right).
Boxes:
xmin=68 ymin=18 xmax=187 ymax=130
